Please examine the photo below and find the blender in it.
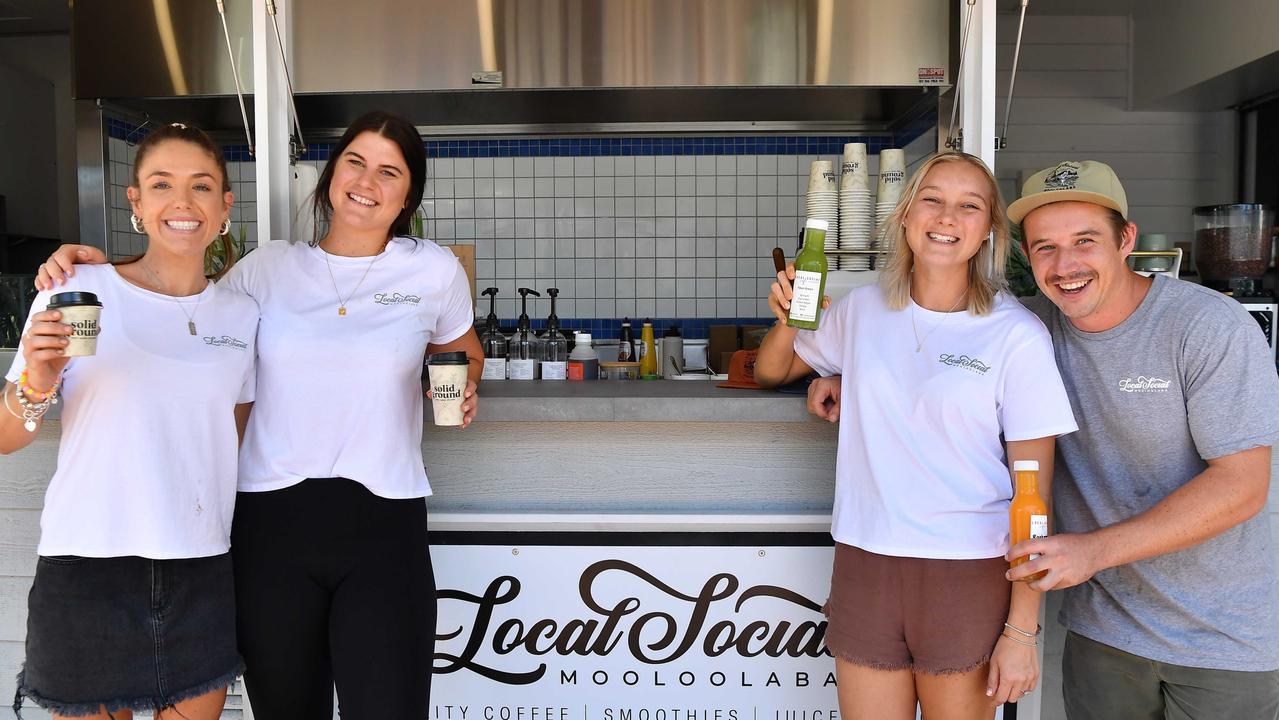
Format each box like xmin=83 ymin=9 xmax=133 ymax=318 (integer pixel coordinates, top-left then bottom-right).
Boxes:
xmin=538 ymin=288 xmax=569 ymax=380
xmin=507 ymin=288 xmax=541 ymax=380
xmin=478 ymin=287 xmax=508 ymax=380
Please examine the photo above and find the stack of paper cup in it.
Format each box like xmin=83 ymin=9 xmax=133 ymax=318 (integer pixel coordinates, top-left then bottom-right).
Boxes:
xmin=805 ymin=160 xmax=840 ymax=263
xmin=839 ymin=143 xmax=873 ymax=271
xmin=875 ymin=149 xmax=907 ymax=254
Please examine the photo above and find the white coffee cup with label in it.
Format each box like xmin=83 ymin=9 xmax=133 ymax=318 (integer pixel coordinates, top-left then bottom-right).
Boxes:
xmin=47 ymin=291 xmax=103 ymax=357
xmin=427 ymin=352 xmax=470 ymax=427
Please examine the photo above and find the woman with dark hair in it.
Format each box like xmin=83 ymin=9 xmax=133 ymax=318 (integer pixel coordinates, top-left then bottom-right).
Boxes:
xmin=38 ymin=110 xmax=485 ymax=718
xmin=6 ymin=123 xmax=257 ymax=719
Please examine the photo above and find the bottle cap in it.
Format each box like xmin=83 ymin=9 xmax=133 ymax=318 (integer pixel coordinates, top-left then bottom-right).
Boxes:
xmin=1012 ymin=460 xmax=1040 ymax=472
xmin=805 ymin=218 xmax=830 ymax=231
xmin=575 ymin=332 xmax=592 ymax=344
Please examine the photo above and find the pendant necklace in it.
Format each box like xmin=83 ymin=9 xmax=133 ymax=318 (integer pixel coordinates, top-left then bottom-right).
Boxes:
xmin=322 ymin=239 xmax=385 ymax=316
xmin=909 ymin=285 xmax=966 ymax=353
xmin=141 ymin=261 xmax=204 ymax=335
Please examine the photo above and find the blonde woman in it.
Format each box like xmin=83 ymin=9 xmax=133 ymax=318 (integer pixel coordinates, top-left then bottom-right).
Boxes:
xmin=755 ymin=152 xmax=1077 ymax=719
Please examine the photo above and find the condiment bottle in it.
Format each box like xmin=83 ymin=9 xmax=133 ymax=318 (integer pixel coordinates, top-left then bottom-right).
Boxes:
xmin=787 ymin=218 xmax=829 ymax=330
xmin=507 ymin=288 xmax=540 ymax=380
xmin=479 ymin=287 xmax=508 ymax=380
xmin=539 ymin=288 xmax=568 ymax=381
xmin=1009 ymin=460 xmax=1049 ymax=582
xmin=638 ymin=318 xmax=657 ymax=376
xmin=567 ymin=332 xmax=599 ymax=381
xmin=618 ymin=318 xmax=636 ymax=361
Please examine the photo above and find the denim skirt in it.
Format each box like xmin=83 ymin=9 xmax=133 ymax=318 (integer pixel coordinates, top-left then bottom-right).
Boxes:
xmin=15 ymin=552 xmax=244 ymax=717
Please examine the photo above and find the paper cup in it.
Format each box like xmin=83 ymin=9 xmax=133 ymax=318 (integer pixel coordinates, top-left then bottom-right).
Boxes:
xmin=841 ymin=143 xmax=869 ymax=191
xmin=47 ymin=291 xmax=103 ymax=357
xmin=808 ymin=161 xmax=837 ymax=193
xmin=427 ymin=352 xmax=470 ymax=426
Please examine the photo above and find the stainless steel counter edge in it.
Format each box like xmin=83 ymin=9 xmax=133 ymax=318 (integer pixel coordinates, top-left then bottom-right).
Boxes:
xmin=448 ymin=380 xmax=822 ymax=423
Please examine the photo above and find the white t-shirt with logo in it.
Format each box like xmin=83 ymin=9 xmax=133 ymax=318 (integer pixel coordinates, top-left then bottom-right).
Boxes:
xmin=222 ymin=238 xmax=474 ymax=499
xmin=6 ymin=264 xmax=258 ymax=559
xmin=793 ymin=285 xmax=1077 ymax=559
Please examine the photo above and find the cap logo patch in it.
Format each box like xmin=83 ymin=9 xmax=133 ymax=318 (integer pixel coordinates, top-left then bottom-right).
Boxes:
xmin=1043 ymin=163 xmax=1080 ymax=191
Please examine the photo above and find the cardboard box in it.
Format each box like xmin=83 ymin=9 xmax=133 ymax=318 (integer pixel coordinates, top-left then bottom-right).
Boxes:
xmin=708 ymin=325 xmax=740 ymax=373
xmin=443 ymin=244 xmax=476 ymax=302
xmin=741 ymin=324 xmax=769 ymax=350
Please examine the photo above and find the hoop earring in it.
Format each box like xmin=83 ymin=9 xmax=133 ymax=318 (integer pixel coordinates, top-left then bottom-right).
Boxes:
xmin=220 ymin=219 xmax=231 ymax=236
xmin=130 ymin=213 xmax=144 ymax=233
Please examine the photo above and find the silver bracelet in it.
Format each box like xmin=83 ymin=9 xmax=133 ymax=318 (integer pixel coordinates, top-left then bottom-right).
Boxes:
xmin=9 ymin=383 xmax=55 ymax=432
xmin=1000 ymin=631 xmax=1038 ymax=647
xmin=1004 ymin=621 xmax=1041 ymax=638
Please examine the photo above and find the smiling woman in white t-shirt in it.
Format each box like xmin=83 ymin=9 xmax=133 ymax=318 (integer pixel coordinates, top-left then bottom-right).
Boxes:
xmin=5 ymin=123 xmax=258 ymax=720
xmin=755 ymin=152 xmax=1078 ymax=720
xmin=38 ymin=111 xmax=485 ymax=719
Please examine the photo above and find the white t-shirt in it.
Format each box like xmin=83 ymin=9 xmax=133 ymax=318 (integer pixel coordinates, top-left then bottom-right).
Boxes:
xmin=223 ymin=238 xmax=474 ymax=499
xmin=793 ymin=285 xmax=1077 ymax=559
xmin=7 ymin=264 xmax=258 ymax=559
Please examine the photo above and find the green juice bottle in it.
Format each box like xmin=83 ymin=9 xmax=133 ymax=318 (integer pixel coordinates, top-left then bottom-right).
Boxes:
xmin=786 ymin=218 xmax=830 ymax=330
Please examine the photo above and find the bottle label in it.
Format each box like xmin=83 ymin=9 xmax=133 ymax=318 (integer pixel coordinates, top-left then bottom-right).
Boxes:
xmin=618 ymin=341 xmax=633 ymax=361
xmin=508 ymin=359 xmax=536 ymax=380
xmin=790 ymin=270 xmax=823 ymax=323
xmin=1029 ymin=514 xmax=1048 ymax=561
xmin=541 ymin=361 xmax=567 ymax=380
xmin=482 ymin=358 xmax=507 ymax=380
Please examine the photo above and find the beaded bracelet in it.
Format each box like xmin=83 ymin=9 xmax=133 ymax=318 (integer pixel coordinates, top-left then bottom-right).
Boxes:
xmin=18 ymin=369 xmax=60 ymax=403
xmin=10 ymin=382 xmax=56 ymax=432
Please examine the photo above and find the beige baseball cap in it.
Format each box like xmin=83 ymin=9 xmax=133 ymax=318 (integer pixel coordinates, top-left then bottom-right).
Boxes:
xmin=1007 ymin=160 xmax=1128 ymax=224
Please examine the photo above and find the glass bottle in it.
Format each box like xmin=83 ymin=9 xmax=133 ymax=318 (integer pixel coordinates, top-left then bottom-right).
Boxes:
xmin=786 ymin=218 xmax=829 ymax=331
xmin=478 ymin=287 xmax=508 ymax=380
xmin=539 ymin=288 xmax=569 ymax=380
xmin=1009 ymin=459 xmax=1049 ymax=582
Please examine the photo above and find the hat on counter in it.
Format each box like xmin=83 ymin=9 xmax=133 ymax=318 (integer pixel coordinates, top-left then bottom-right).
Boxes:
xmin=1007 ymin=160 xmax=1129 ymax=224
xmin=717 ymin=349 xmax=763 ymax=390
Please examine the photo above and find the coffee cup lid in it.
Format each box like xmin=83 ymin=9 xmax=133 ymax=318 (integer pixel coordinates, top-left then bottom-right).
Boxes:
xmin=47 ymin=291 xmax=103 ymax=309
xmin=428 ymin=351 xmax=470 ymax=365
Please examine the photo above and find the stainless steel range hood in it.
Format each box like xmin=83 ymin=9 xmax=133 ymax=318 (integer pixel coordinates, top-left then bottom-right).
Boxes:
xmin=73 ymin=0 xmax=949 ymax=135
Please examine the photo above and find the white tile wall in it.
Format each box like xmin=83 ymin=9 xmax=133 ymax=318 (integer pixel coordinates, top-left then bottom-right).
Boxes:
xmin=421 ymin=150 xmax=903 ymax=320
xmin=106 ymin=133 xmax=924 ymax=321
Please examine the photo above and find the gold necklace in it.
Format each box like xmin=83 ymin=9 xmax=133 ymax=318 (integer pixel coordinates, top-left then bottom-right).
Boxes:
xmin=321 ymin=239 xmax=386 ymax=316
xmin=140 ymin=261 xmax=206 ymax=335
xmin=909 ymin=286 xmax=967 ymax=353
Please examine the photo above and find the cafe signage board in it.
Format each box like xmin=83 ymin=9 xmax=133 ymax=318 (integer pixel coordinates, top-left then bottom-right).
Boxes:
xmin=432 ymin=539 xmax=839 ymax=720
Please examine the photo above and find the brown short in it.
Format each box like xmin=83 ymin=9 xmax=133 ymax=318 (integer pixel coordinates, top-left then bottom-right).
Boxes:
xmin=824 ymin=543 xmax=1010 ymax=675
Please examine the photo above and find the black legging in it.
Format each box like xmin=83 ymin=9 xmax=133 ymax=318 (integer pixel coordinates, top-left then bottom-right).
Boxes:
xmin=231 ymin=477 xmax=435 ymax=719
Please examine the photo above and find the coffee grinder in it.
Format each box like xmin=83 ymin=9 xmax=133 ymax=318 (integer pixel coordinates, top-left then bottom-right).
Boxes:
xmin=1192 ymin=204 xmax=1277 ymax=358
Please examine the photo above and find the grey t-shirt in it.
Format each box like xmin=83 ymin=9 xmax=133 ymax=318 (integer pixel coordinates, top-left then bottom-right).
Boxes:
xmin=1024 ymin=275 xmax=1279 ymax=671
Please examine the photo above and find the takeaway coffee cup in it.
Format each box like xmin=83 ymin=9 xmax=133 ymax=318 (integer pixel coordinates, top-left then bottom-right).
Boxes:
xmin=46 ymin=291 xmax=103 ymax=357
xmin=427 ymin=351 xmax=470 ymax=426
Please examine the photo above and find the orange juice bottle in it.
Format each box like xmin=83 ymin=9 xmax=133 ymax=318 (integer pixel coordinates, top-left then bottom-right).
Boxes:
xmin=1009 ymin=460 xmax=1049 ymax=582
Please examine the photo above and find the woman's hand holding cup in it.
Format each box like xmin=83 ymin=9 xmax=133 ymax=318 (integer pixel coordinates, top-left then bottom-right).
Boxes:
xmin=21 ymin=310 xmax=73 ymax=391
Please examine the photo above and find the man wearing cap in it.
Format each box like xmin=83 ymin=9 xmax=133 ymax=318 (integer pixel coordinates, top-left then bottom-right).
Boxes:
xmin=809 ymin=161 xmax=1279 ymax=718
